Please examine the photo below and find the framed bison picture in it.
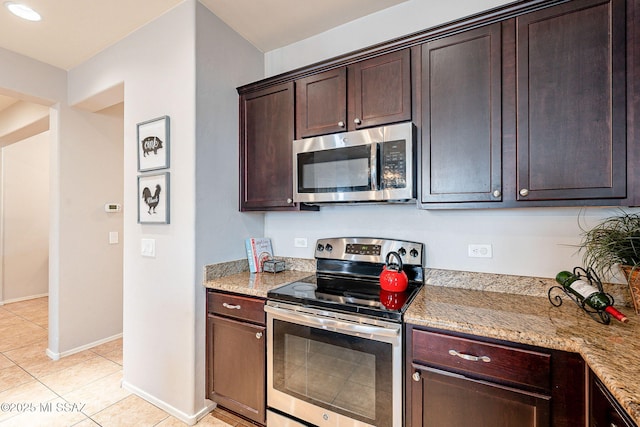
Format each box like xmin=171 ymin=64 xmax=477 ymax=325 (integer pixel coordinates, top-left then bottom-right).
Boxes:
xmin=138 ymin=172 xmax=170 ymax=224
xmin=137 ymin=115 xmax=169 ymax=171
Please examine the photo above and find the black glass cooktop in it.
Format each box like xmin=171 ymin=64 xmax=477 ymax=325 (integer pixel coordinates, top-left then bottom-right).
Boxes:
xmin=267 ymin=274 xmax=423 ymax=322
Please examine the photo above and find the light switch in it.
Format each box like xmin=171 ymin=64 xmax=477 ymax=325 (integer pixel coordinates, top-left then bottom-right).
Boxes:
xmin=141 ymin=238 xmax=156 ymax=257
xmin=109 ymin=231 xmax=119 ymax=244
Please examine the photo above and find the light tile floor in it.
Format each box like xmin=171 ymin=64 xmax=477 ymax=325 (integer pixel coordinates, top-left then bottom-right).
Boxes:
xmin=0 ymin=297 xmax=255 ymax=427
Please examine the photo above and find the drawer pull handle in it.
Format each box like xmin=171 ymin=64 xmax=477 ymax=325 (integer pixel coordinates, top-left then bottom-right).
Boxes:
xmin=449 ymin=349 xmax=491 ymax=363
xmin=222 ymin=303 xmax=241 ymax=310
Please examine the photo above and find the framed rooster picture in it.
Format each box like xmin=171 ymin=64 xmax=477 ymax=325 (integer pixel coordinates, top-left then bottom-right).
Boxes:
xmin=137 ymin=115 xmax=170 ymax=172
xmin=138 ymin=172 xmax=170 ymax=224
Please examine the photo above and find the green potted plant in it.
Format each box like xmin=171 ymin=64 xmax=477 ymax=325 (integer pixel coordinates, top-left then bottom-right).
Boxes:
xmin=578 ymin=210 xmax=640 ymax=314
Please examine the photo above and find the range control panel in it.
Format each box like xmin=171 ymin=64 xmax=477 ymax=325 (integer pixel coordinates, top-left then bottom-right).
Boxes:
xmin=345 ymin=243 xmax=381 ymax=256
xmin=315 ymin=237 xmax=424 ymax=266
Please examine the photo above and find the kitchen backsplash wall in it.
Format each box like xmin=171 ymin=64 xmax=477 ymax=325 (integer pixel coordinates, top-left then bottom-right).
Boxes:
xmin=264 ymin=205 xmax=640 ymax=281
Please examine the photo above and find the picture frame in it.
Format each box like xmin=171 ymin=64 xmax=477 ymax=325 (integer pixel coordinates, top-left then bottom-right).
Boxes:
xmin=138 ymin=172 xmax=170 ymax=224
xmin=137 ymin=115 xmax=170 ymax=172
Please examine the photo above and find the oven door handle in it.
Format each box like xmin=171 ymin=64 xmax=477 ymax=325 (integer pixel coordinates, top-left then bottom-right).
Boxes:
xmin=265 ymin=304 xmax=400 ymax=339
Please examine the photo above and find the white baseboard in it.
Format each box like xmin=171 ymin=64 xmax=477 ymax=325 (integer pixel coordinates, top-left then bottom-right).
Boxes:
xmin=0 ymin=293 xmax=49 ymax=306
xmin=46 ymin=333 xmax=123 ymax=361
xmin=121 ymin=380 xmax=217 ymax=426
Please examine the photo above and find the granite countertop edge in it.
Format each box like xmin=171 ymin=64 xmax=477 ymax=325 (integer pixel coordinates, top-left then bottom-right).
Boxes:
xmin=202 ymin=257 xmax=316 ymax=298
xmin=202 ymin=261 xmax=640 ymax=424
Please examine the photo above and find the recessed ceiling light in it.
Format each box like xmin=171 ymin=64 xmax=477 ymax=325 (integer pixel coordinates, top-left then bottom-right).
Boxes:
xmin=4 ymin=2 xmax=41 ymax=21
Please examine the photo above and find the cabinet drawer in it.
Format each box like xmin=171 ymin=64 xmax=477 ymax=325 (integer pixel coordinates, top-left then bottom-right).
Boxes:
xmin=207 ymin=291 xmax=265 ymax=325
xmin=412 ymin=329 xmax=551 ymax=393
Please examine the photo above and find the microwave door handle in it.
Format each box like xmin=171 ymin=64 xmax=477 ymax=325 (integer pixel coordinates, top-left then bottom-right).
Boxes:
xmin=371 ymin=143 xmax=380 ymax=191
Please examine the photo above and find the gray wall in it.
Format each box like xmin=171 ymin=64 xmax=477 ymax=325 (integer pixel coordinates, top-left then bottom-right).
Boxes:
xmin=194 ymin=0 xmax=265 ymax=408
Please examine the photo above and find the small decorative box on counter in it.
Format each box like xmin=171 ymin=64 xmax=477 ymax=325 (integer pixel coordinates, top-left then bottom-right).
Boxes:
xmin=263 ymin=259 xmax=285 ymax=273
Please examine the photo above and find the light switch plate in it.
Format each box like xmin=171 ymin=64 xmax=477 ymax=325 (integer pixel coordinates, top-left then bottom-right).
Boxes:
xmin=109 ymin=231 xmax=119 ymax=244
xmin=141 ymin=238 xmax=156 ymax=257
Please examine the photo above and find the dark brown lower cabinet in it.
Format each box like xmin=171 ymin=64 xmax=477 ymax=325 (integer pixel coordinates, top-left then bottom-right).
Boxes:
xmin=206 ymin=291 xmax=266 ymax=424
xmin=590 ymin=370 xmax=638 ymax=427
xmin=413 ymin=365 xmax=550 ymax=427
xmin=406 ymin=325 xmax=585 ymax=427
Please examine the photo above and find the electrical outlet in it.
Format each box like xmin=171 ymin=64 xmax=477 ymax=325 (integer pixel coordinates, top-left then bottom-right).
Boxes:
xmin=468 ymin=244 xmax=492 ymax=258
xmin=294 ymin=237 xmax=308 ymax=248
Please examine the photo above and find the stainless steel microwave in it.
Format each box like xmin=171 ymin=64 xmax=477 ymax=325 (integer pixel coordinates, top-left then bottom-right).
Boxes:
xmin=292 ymin=122 xmax=416 ymax=204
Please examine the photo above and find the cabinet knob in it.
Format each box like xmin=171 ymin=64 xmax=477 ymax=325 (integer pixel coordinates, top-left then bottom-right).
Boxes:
xmin=492 ymin=190 xmax=501 ymax=198
xmin=519 ymin=188 xmax=529 ymax=197
xmin=286 ymin=198 xmax=293 ymax=204
xmin=255 ymin=332 xmax=263 ymax=339
xmin=354 ymin=118 xmax=362 ymax=125
xmin=338 ymin=121 xmax=345 ymax=128
xmin=412 ymin=372 xmax=421 ymax=382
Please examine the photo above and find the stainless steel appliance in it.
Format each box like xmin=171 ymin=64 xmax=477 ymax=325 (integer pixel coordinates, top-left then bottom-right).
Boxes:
xmin=265 ymin=237 xmax=425 ymax=427
xmin=292 ymin=122 xmax=416 ymax=204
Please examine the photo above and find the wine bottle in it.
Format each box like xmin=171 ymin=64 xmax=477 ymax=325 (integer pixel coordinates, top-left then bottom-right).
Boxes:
xmin=555 ymin=271 xmax=628 ymax=323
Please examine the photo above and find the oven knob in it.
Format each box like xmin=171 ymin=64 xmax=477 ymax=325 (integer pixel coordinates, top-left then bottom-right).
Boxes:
xmin=317 ymin=244 xmax=324 ymax=252
xmin=398 ymin=247 xmax=406 ymax=256
xmin=410 ymin=248 xmax=419 ymax=258
xmin=325 ymin=243 xmax=333 ymax=252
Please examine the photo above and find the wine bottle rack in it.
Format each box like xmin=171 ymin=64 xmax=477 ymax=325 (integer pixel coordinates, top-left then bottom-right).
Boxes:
xmin=548 ymin=267 xmax=615 ymax=325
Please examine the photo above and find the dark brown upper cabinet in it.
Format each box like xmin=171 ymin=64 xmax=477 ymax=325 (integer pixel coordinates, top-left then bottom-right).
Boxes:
xmin=420 ymin=0 xmax=632 ymax=208
xmin=239 ymin=82 xmax=298 ymax=211
xmin=238 ymin=0 xmax=639 ymax=211
xmin=420 ymin=23 xmax=503 ymax=204
xmin=514 ymin=0 xmax=627 ymax=202
xmin=295 ymin=49 xmax=412 ymax=138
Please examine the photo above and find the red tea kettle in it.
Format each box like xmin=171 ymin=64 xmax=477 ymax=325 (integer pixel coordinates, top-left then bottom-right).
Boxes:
xmin=379 ymin=251 xmax=408 ymax=292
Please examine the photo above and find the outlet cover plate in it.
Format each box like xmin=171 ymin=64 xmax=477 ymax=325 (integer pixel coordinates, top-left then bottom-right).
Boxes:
xmin=468 ymin=244 xmax=492 ymax=258
xmin=294 ymin=237 xmax=308 ymax=248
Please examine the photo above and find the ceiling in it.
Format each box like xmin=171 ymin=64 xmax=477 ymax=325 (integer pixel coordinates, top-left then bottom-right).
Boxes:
xmin=0 ymin=0 xmax=407 ymax=71
xmin=0 ymin=0 xmax=407 ymax=115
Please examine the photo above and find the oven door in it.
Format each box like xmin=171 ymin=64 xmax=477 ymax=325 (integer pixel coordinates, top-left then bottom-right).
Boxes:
xmin=265 ymin=302 xmax=402 ymax=427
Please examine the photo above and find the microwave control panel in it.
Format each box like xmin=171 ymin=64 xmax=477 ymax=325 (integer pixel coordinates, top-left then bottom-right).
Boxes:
xmin=381 ymin=140 xmax=406 ymax=189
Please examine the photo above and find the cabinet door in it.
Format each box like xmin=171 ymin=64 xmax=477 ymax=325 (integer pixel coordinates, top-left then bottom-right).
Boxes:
xmin=411 ymin=364 xmax=550 ymax=427
xmin=515 ymin=0 xmax=626 ymax=202
xmin=240 ymin=82 xmax=296 ymax=211
xmin=590 ymin=371 xmax=637 ymax=427
xmin=208 ymin=314 xmax=266 ymax=424
xmin=296 ymin=68 xmax=347 ymax=138
xmin=421 ymin=23 xmax=502 ymax=204
xmin=350 ymin=49 xmax=412 ymax=130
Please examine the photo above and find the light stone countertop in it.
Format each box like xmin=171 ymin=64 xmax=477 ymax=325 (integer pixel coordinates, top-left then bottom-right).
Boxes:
xmin=203 ymin=269 xmax=314 ymax=297
xmin=405 ymin=284 xmax=640 ymax=425
xmin=203 ymin=261 xmax=639 ymax=424
xmin=202 ymin=257 xmax=315 ymax=298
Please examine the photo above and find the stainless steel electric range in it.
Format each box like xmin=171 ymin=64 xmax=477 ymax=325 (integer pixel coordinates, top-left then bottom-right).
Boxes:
xmin=265 ymin=237 xmax=425 ymax=427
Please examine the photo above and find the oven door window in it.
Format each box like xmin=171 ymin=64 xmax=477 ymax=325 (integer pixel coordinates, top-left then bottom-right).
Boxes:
xmin=297 ymin=145 xmax=373 ymax=193
xmin=272 ymin=319 xmax=392 ymax=427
